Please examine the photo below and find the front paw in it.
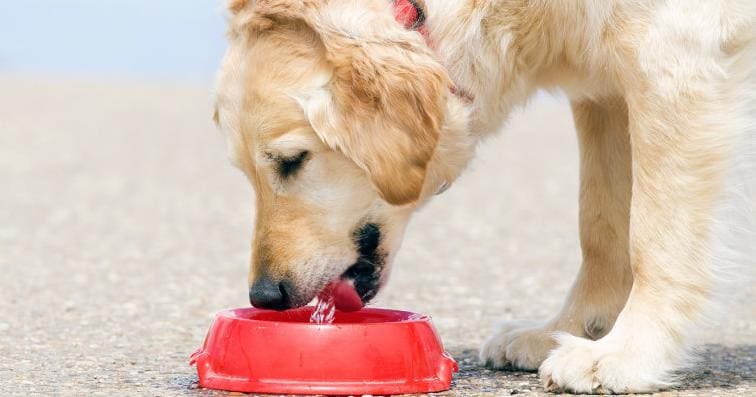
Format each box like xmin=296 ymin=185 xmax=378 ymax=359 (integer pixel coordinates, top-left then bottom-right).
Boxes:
xmin=539 ymin=333 xmax=669 ymax=394
xmin=479 ymin=320 xmax=558 ymax=371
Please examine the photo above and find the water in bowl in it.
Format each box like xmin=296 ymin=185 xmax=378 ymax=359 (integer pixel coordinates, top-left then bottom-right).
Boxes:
xmin=309 ymin=287 xmax=336 ymax=324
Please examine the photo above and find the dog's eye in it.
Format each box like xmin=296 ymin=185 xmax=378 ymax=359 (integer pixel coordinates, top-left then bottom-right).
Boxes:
xmin=274 ymin=151 xmax=310 ymax=179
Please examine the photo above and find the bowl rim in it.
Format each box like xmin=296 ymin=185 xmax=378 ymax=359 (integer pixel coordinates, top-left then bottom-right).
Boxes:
xmin=217 ymin=306 xmax=432 ymax=328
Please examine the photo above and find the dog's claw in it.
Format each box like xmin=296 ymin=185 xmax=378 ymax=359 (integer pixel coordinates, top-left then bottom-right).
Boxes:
xmin=544 ymin=375 xmax=556 ymax=392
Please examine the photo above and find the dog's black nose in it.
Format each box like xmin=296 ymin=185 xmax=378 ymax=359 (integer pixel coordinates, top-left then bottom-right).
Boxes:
xmin=249 ymin=276 xmax=291 ymax=310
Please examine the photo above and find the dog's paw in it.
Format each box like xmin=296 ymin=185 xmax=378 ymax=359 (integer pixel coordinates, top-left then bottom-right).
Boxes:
xmin=479 ymin=320 xmax=558 ymax=371
xmin=539 ymin=333 xmax=670 ymax=394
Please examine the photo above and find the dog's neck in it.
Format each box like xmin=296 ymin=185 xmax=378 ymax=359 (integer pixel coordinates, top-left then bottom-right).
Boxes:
xmin=423 ymin=0 xmax=525 ymax=138
xmin=416 ymin=0 xmax=618 ymax=202
xmin=422 ymin=0 xmax=617 ymax=136
xmin=402 ymin=0 xmax=601 ymax=201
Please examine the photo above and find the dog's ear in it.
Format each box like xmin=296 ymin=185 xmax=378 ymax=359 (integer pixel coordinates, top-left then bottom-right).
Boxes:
xmin=269 ymin=0 xmax=449 ymax=205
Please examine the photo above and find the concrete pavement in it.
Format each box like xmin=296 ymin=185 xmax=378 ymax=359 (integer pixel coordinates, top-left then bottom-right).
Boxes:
xmin=0 ymin=76 xmax=753 ymax=396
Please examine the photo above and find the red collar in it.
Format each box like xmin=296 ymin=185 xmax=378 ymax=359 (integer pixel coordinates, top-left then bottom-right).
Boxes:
xmin=392 ymin=0 xmax=426 ymax=34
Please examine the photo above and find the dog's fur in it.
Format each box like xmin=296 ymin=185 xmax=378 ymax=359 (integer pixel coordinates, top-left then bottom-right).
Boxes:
xmin=214 ymin=0 xmax=755 ymax=393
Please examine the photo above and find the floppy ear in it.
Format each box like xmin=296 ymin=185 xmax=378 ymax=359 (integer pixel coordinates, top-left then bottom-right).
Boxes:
xmin=245 ymin=0 xmax=450 ymax=205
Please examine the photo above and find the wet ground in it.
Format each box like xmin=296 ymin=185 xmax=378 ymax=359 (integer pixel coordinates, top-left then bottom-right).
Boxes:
xmin=1 ymin=76 xmax=753 ymax=396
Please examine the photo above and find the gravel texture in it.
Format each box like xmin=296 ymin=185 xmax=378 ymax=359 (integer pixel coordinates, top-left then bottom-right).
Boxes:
xmin=0 ymin=76 xmax=753 ymax=396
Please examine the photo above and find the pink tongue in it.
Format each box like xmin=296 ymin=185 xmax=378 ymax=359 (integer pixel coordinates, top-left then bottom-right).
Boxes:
xmin=328 ymin=279 xmax=363 ymax=312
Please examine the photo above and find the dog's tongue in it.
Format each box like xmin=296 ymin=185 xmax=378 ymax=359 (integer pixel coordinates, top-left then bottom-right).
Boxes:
xmin=328 ymin=279 xmax=363 ymax=312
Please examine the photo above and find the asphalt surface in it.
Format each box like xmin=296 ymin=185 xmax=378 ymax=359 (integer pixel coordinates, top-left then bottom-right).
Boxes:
xmin=0 ymin=76 xmax=753 ymax=396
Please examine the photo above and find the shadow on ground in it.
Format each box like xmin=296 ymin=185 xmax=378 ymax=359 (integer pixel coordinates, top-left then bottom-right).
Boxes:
xmin=444 ymin=344 xmax=755 ymax=396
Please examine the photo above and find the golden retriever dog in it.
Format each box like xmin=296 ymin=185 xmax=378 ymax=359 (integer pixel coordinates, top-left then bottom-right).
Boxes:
xmin=212 ymin=0 xmax=755 ymax=393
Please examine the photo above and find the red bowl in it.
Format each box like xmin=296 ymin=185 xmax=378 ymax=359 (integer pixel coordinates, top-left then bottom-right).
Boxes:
xmin=190 ymin=307 xmax=457 ymax=395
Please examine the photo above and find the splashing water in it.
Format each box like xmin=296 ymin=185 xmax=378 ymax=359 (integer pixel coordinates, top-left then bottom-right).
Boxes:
xmin=309 ymin=286 xmax=336 ymax=324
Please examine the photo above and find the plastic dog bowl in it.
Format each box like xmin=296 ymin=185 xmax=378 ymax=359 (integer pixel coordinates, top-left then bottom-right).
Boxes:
xmin=190 ymin=307 xmax=458 ymax=395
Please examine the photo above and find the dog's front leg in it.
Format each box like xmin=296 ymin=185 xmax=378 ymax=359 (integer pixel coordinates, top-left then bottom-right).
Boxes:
xmin=480 ymin=97 xmax=634 ymax=371
xmin=540 ymin=74 xmax=732 ymax=393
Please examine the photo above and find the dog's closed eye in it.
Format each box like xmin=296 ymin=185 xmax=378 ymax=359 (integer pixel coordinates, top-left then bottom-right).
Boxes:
xmin=267 ymin=151 xmax=310 ymax=179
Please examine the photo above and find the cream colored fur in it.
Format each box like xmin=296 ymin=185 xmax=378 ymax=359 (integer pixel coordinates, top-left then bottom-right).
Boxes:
xmin=215 ymin=0 xmax=755 ymax=393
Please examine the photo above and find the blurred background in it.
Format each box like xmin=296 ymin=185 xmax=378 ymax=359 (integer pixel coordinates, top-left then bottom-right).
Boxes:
xmin=0 ymin=1 xmax=753 ymax=396
xmin=0 ymin=0 xmax=226 ymax=83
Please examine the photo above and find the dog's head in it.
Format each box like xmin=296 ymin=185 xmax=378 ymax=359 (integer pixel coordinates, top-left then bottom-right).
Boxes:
xmin=214 ymin=0 xmax=471 ymax=309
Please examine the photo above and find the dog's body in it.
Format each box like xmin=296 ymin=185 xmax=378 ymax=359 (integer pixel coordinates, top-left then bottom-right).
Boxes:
xmin=214 ymin=0 xmax=755 ymax=393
